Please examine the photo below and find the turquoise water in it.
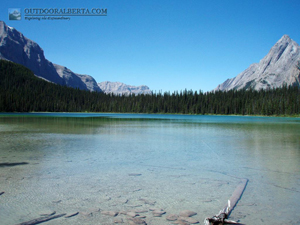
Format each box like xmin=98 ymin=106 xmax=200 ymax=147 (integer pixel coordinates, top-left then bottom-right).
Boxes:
xmin=0 ymin=113 xmax=299 ymax=225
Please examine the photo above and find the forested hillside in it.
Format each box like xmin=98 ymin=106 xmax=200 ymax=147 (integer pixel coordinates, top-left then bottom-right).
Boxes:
xmin=0 ymin=60 xmax=299 ymax=116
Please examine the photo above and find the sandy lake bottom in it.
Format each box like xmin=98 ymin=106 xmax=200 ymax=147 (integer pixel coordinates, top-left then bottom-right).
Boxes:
xmin=0 ymin=113 xmax=299 ymax=225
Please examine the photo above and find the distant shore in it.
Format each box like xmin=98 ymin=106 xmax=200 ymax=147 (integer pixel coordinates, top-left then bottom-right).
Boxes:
xmin=0 ymin=112 xmax=299 ymax=118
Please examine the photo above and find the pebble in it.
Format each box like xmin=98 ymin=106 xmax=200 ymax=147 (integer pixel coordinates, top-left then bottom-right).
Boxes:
xmin=128 ymin=217 xmax=147 ymax=225
xmin=152 ymin=210 xmax=166 ymax=217
xmin=80 ymin=212 xmax=93 ymax=217
xmin=88 ymin=208 xmax=101 ymax=212
xmin=135 ymin=209 xmax=148 ymax=213
xmin=173 ymin=220 xmax=190 ymax=225
xmin=128 ymin=173 xmax=142 ymax=176
xmin=137 ymin=215 xmax=146 ymax=219
xmin=119 ymin=211 xmax=128 ymax=215
xmin=105 ymin=196 xmax=112 ymax=201
xmin=139 ymin=198 xmax=156 ymax=205
xmin=133 ymin=188 xmax=142 ymax=192
xmin=179 ymin=210 xmax=197 ymax=217
xmin=52 ymin=200 xmax=62 ymax=204
xmin=128 ymin=205 xmax=143 ymax=208
xmin=127 ymin=211 xmax=139 ymax=217
xmin=166 ymin=214 xmax=179 ymax=221
xmin=178 ymin=216 xmax=199 ymax=224
xmin=40 ymin=211 xmax=56 ymax=217
xmin=149 ymin=208 xmax=163 ymax=211
xmin=101 ymin=211 xmax=119 ymax=217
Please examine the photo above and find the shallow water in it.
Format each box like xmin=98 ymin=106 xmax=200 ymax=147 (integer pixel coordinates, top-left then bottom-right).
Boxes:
xmin=0 ymin=113 xmax=299 ymax=225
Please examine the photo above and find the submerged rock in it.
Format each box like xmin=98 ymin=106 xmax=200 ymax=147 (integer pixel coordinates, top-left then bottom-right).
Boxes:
xmin=173 ymin=220 xmax=190 ymax=225
xmin=179 ymin=210 xmax=197 ymax=217
xmin=80 ymin=211 xmax=93 ymax=217
xmin=101 ymin=211 xmax=119 ymax=217
xmin=149 ymin=208 xmax=163 ymax=211
xmin=178 ymin=216 xmax=199 ymax=224
xmin=136 ymin=215 xmax=146 ymax=219
xmin=88 ymin=208 xmax=101 ymax=213
xmin=152 ymin=210 xmax=166 ymax=217
xmin=166 ymin=214 xmax=178 ymax=221
xmin=128 ymin=173 xmax=142 ymax=176
xmin=127 ymin=211 xmax=139 ymax=217
xmin=40 ymin=211 xmax=56 ymax=217
xmin=114 ymin=218 xmax=124 ymax=223
xmin=135 ymin=209 xmax=148 ymax=213
xmin=139 ymin=198 xmax=156 ymax=205
xmin=128 ymin=217 xmax=147 ymax=225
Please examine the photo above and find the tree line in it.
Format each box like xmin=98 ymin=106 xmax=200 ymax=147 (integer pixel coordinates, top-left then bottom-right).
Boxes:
xmin=0 ymin=60 xmax=299 ymax=116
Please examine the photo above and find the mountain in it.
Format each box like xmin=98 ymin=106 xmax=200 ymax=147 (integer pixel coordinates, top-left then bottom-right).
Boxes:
xmin=54 ymin=64 xmax=101 ymax=92
xmin=0 ymin=20 xmax=101 ymax=92
xmin=0 ymin=21 xmax=64 ymax=85
xmin=98 ymin=81 xmax=152 ymax=95
xmin=215 ymin=35 xmax=300 ymax=91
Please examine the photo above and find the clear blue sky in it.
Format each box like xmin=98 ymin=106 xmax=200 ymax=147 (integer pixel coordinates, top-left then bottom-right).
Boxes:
xmin=2 ymin=0 xmax=300 ymax=93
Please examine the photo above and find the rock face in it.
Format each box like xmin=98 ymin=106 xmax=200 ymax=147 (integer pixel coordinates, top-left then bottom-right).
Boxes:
xmin=215 ymin=35 xmax=300 ymax=91
xmin=54 ymin=64 xmax=101 ymax=92
xmin=0 ymin=20 xmax=102 ymax=92
xmin=98 ymin=81 xmax=152 ymax=95
xmin=77 ymin=74 xmax=102 ymax=92
xmin=0 ymin=21 xmax=64 ymax=85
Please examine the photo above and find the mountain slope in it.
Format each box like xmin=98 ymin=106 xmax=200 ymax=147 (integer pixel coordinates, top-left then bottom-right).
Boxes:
xmin=0 ymin=21 xmax=101 ymax=92
xmin=54 ymin=64 xmax=101 ymax=92
xmin=215 ymin=35 xmax=300 ymax=91
xmin=0 ymin=21 xmax=64 ymax=85
xmin=98 ymin=81 xmax=152 ymax=95
xmin=0 ymin=59 xmax=96 ymax=112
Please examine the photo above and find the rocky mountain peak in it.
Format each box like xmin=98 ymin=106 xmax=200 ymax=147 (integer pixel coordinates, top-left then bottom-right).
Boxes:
xmin=98 ymin=81 xmax=152 ymax=95
xmin=0 ymin=21 xmax=102 ymax=92
xmin=215 ymin=35 xmax=300 ymax=91
xmin=278 ymin=34 xmax=291 ymax=43
xmin=0 ymin=20 xmax=64 ymax=85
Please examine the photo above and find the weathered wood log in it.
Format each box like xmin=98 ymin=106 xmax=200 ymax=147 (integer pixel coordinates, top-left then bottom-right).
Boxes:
xmin=222 ymin=178 xmax=248 ymax=217
xmin=204 ymin=179 xmax=248 ymax=225
xmin=15 ymin=213 xmax=66 ymax=225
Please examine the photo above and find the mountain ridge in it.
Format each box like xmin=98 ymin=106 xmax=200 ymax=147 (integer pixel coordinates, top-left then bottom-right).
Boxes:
xmin=98 ymin=81 xmax=152 ymax=95
xmin=0 ymin=20 xmax=152 ymax=94
xmin=0 ymin=21 xmax=65 ymax=85
xmin=215 ymin=35 xmax=300 ymax=91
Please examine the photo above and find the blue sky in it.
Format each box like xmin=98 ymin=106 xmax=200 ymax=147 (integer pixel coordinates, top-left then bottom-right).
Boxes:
xmin=1 ymin=0 xmax=300 ymax=93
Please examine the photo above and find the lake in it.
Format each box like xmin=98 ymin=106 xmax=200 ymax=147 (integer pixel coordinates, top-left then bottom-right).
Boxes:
xmin=0 ymin=113 xmax=299 ymax=225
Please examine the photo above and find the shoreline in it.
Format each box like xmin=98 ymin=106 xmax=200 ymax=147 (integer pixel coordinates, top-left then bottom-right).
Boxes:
xmin=0 ymin=111 xmax=299 ymax=118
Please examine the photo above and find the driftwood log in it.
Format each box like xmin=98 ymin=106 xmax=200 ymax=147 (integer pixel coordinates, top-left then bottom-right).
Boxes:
xmin=15 ymin=213 xmax=66 ymax=225
xmin=204 ymin=178 xmax=248 ymax=225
